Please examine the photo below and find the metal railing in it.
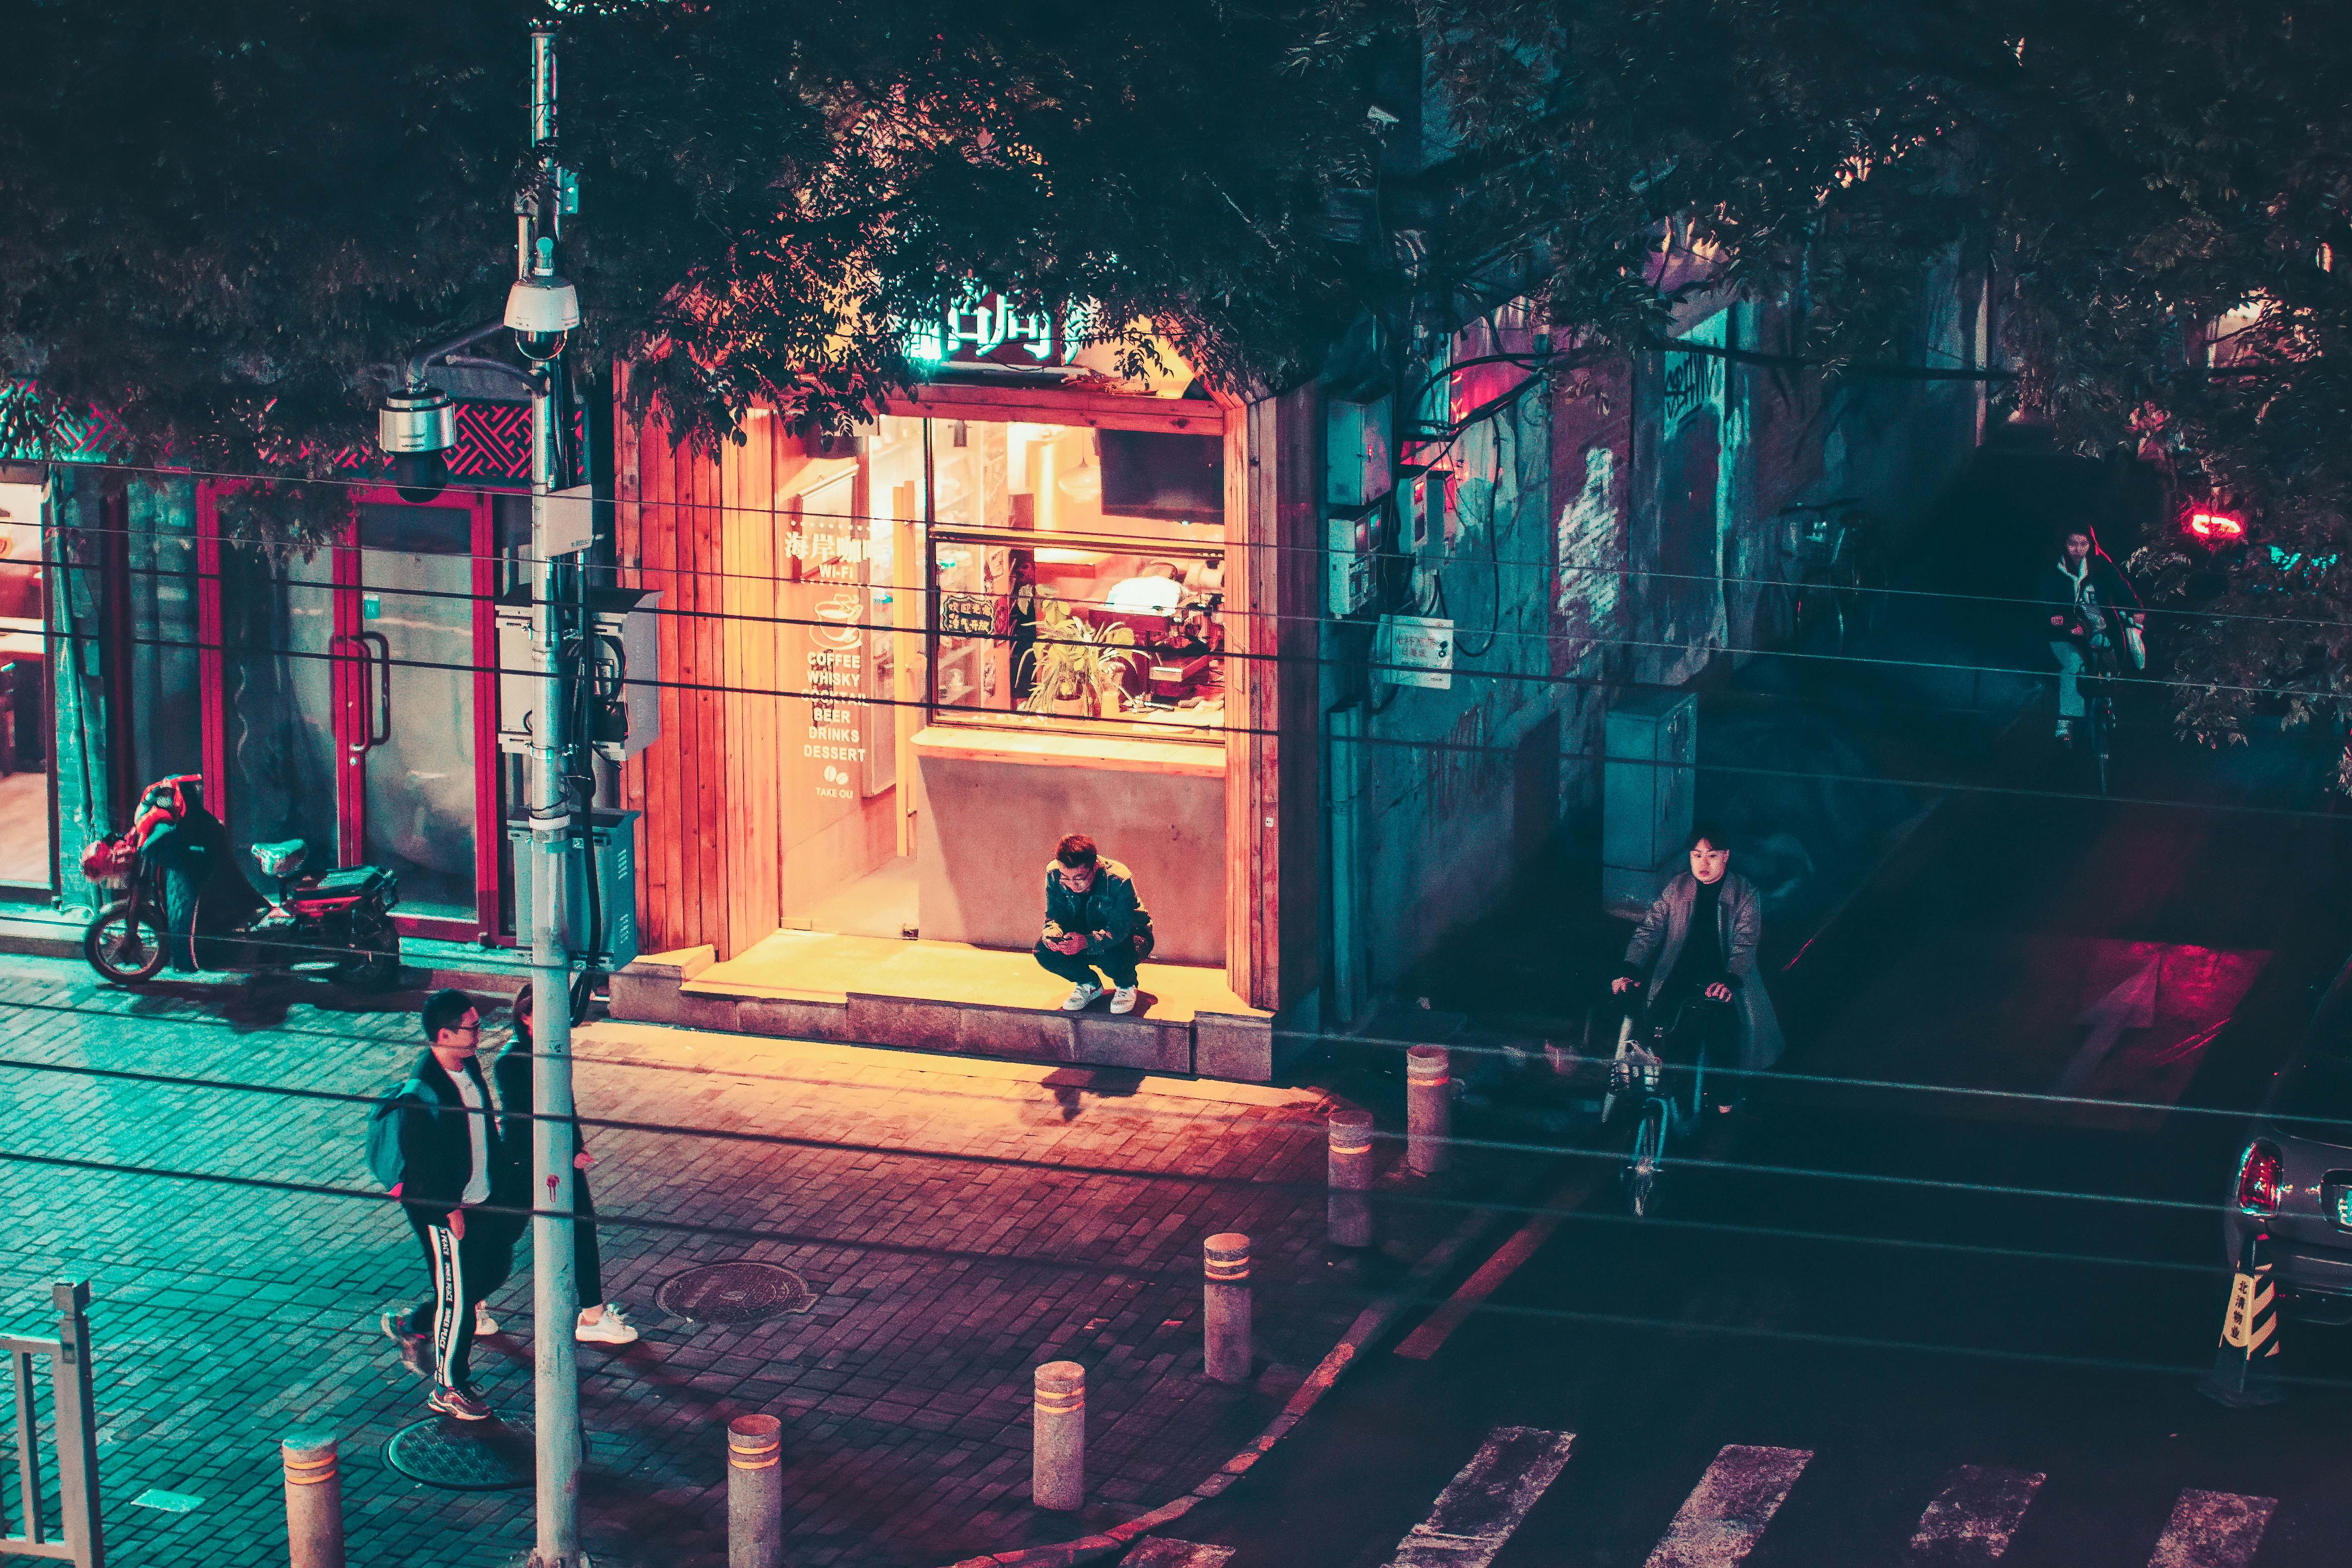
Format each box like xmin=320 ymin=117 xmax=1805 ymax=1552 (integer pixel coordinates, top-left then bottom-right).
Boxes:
xmin=2 ymin=1283 xmax=102 ymax=1568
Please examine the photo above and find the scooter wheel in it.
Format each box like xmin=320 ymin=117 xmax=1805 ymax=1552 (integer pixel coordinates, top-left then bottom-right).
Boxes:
xmin=84 ymin=901 xmax=169 ymax=983
xmin=332 ymin=907 xmax=402 ymax=993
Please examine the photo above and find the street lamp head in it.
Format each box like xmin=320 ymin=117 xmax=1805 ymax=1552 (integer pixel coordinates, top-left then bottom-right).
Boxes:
xmin=507 ymin=236 xmax=580 ymax=362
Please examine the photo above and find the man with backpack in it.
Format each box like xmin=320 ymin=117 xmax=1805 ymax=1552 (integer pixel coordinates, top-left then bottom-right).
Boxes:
xmin=374 ymin=989 xmax=510 ymax=1421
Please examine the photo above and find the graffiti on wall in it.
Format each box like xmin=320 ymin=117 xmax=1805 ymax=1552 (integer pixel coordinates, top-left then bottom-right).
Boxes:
xmin=1555 ymin=445 xmax=1621 ymax=666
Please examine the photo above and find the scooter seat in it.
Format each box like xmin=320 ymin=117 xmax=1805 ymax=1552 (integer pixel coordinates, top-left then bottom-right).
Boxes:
xmin=252 ymin=839 xmax=309 ymax=877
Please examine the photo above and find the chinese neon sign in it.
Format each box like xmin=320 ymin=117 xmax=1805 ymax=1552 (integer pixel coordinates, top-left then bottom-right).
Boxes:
xmin=906 ymin=293 xmax=1072 ymax=367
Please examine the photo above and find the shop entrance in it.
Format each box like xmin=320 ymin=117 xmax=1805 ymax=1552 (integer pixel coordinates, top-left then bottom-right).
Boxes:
xmin=201 ymin=486 xmax=501 ymax=941
xmin=0 ymin=479 xmax=50 ymax=895
xmin=765 ymin=410 xmax=1233 ymax=965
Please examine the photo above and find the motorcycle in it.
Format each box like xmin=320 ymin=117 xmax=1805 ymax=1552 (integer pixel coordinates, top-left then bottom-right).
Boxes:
xmin=79 ymin=775 xmax=403 ymax=989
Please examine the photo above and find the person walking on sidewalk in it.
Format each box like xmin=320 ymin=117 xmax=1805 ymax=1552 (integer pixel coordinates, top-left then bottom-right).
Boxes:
xmin=1035 ymin=833 xmax=1155 ymax=1015
xmin=377 ymin=989 xmax=508 ymax=1421
xmin=2038 ymin=526 xmax=2144 ymax=744
xmin=492 ymin=983 xmax=638 ymax=1345
xmin=1613 ymin=826 xmax=1784 ymax=1109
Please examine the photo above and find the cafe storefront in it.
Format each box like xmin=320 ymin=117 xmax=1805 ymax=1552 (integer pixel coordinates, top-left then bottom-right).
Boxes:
xmin=610 ymin=311 xmax=1324 ymax=1074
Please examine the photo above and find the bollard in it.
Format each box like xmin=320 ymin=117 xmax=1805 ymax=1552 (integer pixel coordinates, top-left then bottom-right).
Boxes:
xmin=727 ymin=1414 xmax=785 ymax=1568
xmin=280 ymin=1429 xmax=346 ymax=1568
xmin=1032 ymin=1361 xmax=1086 ymax=1511
xmin=1327 ymin=1108 xmax=1375 ymax=1248
xmin=1406 ymin=1045 xmax=1451 ymax=1174
xmin=1203 ymin=1233 xmax=1253 ymax=1384
xmin=2198 ymin=1233 xmax=2285 ymax=1408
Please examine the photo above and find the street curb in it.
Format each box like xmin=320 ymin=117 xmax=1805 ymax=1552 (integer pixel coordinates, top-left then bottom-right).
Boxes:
xmin=937 ymin=1191 xmax=1514 ymax=1568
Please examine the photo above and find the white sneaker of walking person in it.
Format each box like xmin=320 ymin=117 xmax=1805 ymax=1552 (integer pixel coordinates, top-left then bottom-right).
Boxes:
xmin=473 ymin=1300 xmax=500 ymax=1337
xmin=1060 ymin=982 xmax=1103 ymax=1011
xmin=1109 ymin=986 xmax=1139 ymax=1015
xmin=575 ymin=1303 xmax=639 ymax=1345
xmin=427 ymin=1383 xmax=494 ymax=1422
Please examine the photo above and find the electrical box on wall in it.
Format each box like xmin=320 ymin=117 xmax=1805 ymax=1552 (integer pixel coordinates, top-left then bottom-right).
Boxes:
xmin=1326 ymin=397 xmax=1393 ymax=510
xmin=1327 ymin=500 xmax=1377 ymax=615
xmin=508 ymin=808 xmax=640 ymax=969
xmin=497 ymin=587 xmax=665 ymax=760
xmin=1600 ymin=690 xmax=1696 ymax=917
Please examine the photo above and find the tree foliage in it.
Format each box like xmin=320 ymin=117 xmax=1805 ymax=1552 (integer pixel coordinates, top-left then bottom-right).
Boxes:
xmin=0 ymin=0 xmax=1368 ymax=467
xmin=1347 ymin=0 xmax=2352 ymax=750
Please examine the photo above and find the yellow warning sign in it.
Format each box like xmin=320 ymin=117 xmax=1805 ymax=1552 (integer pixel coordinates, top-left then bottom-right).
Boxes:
xmin=2222 ymin=1273 xmax=2257 ymax=1349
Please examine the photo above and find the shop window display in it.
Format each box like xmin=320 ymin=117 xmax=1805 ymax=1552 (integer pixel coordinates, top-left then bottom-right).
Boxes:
xmin=925 ymin=420 xmax=1224 ymax=739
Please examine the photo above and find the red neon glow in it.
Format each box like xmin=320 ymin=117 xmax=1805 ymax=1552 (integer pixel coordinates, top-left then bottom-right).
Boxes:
xmin=2186 ymin=510 xmax=2245 ymax=541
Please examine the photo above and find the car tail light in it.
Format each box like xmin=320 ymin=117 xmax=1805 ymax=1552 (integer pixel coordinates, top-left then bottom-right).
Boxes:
xmin=2237 ymin=1141 xmax=2284 ymax=1216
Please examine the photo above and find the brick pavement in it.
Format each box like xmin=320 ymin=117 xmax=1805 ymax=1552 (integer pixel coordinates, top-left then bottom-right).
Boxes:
xmin=0 ymin=953 xmax=1383 ymax=1568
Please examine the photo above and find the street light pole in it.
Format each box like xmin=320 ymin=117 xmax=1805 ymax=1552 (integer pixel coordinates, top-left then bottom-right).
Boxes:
xmin=520 ymin=24 xmax=586 ymax=1568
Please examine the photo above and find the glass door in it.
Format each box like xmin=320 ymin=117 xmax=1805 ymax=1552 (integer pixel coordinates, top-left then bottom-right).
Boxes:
xmin=198 ymin=483 xmax=502 ymax=942
xmin=335 ymin=494 xmax=499 ymax=938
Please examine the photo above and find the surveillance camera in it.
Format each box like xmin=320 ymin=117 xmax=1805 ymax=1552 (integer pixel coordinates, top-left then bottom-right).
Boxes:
xmin=378 ymin=385 xmax=455 ymax=455
xmin=506 ymin=236 xmax=581 ymax=365
xmin=392 ymin=450 xmax=450 ymax=505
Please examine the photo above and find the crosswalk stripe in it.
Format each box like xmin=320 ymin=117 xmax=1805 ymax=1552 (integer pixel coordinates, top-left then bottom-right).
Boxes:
xmin=1642 ymin=1445 xmax=1812 ymax=1568
xmin=1902 ymin=1465 xmax=2045 ymax=1565
xmin=1384 ymin=1426 xmax=1577 ymax=1568
xmin=2144 ymin=1491 xmax=2277 ymax=1568
xmin=1119 ymin=1540 xmax=1236 ymax=1568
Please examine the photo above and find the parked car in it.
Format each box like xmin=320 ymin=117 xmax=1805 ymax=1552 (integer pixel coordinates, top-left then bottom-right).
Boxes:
xmin=2223 ymin=960 xmax=2352 ymax=1324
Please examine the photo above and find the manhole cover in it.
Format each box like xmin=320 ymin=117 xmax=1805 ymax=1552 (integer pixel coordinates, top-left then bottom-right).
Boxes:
xmin=654 ymin=1261 xmax=817 ymax=1326
xmin=385 ymin=1417 xmax=537 ymax=1491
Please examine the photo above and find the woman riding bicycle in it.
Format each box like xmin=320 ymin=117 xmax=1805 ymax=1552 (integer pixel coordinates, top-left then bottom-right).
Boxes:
xmin=2039 ymin=526 xmax=2144 ymax=745
xmin=1612 ymin=824 xmax=1785 ymax=1113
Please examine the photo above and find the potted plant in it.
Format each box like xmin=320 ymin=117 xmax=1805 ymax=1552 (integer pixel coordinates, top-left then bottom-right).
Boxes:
xmin=1020 ymin=598 xmax=1140 ymax=720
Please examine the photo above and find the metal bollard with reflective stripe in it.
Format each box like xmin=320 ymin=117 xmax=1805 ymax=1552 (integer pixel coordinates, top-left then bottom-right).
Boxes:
xmin=1407 ymin=1045 xmax=1451 ymax=1174
xmin=1328 ymin=1107 xmax=1374 ymax=1247
xmin=281 ymin=1429 xmax=346 ymax=1568
xmin=1203 ymin=1233 xmax=1253 ymax=1384
xmin=727 ymin=1414 xmax=785 ymax=1568
xmin=1032 ymin=1361 xmax=1086 ymax=1510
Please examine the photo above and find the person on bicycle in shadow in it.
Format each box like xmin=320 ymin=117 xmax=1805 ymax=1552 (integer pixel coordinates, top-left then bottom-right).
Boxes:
xmin=1612 ymin=825 xmax=1785 ymax=1115
xmin=2039 ymin=526 xmax=2144 ymax=746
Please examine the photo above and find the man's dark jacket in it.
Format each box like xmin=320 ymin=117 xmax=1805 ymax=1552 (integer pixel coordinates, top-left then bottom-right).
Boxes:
xmin=1041 ymin=858 xmax=1152 ymax=958
xmin=394 ymin=1050 xmax=502 ymax=1226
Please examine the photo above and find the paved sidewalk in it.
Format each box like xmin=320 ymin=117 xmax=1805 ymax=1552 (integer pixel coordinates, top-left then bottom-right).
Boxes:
xmin=0 ymin=954 xmax=1391 ymax=1568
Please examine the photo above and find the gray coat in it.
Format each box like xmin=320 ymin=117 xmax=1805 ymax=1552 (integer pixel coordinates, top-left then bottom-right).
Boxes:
xmin=1621 ymin=871 xmax=1786 ymax=1074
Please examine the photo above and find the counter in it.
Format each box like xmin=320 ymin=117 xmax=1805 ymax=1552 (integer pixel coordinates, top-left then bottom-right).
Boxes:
xmin=911 ymin=725 xmax=1227 ymax=965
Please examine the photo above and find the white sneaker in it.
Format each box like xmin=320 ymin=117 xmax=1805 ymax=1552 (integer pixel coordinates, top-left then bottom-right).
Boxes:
xmin=1109 ymin=986 xmax=1139 ymax=1015
xmin=575 ymin=1305 xmax=639 ymax=1345
xmin=1060 ymin=983 xmax=1104 ymax=1011
xmin=473 ymin=1302 xmax=500 ymax=1336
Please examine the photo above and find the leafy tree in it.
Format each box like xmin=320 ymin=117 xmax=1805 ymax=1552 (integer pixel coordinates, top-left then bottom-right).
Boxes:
xmin=1341 ymin=0 xmax=2352 ymax=759
xmin=0 ymin=0 xmax=1368 ymax=477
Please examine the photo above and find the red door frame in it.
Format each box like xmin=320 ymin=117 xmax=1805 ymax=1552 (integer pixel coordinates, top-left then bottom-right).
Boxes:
xmin=196 ymin=481 xmax=503 ymax=943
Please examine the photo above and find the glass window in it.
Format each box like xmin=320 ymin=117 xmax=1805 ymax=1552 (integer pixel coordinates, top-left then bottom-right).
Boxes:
xmin=922 ymin=417 xmax=1225 ymax=740
xmin=930 ymin=529 xmax=1226 ymax=737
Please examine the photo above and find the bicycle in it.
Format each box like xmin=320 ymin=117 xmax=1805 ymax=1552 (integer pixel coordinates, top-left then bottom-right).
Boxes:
xmin=1753 ymin=500 xmax=1887 ymax=660
xmin=1596 ymin=985 xmax=1729 ymax=1218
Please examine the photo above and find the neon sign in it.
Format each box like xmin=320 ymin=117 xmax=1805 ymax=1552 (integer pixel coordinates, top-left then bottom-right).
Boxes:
xmin=907 ymin=294 xmax=1067 ymax=367
xmin=2186 ymin=510 xmax=2245 ymax=542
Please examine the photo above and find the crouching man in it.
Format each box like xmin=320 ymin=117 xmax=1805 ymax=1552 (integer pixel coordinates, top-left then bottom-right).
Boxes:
xmin=1034 ymin=833 xmax=1154 ymax=1015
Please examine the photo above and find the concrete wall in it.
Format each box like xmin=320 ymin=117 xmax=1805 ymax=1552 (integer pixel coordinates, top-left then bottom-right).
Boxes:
xmin=914 ymin=752 xmax=1227 ymax=965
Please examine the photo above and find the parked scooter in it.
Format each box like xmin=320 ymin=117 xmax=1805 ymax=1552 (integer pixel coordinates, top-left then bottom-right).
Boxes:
xmin=79 ymin=774 xmax=402 ymax=989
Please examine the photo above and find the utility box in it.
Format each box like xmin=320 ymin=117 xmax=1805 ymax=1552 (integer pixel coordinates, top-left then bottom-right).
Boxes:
xmin=508 ymin=808 xmax=640 ymax=970
xmin=498 ymin=587 xmax=663 ymax=760
xmin=1326 ymin=396 xmax=1393 ymax=510
xmin=1601 ymin=690 xmax=1696 ymax=917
